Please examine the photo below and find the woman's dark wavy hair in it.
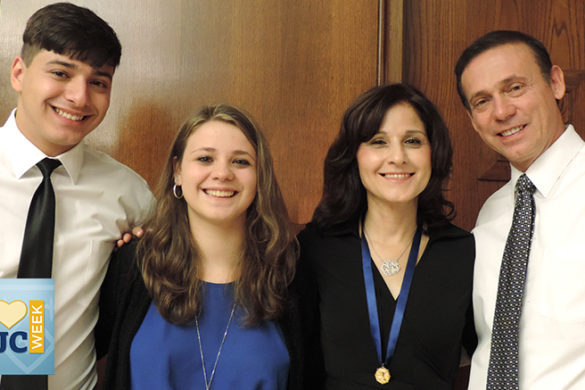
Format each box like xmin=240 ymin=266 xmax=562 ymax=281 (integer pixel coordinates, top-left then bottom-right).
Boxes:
xmin=137 ymin=104 xmax=298 ymax=326
xmin=312 ymin=83 xmax=454 ymax=230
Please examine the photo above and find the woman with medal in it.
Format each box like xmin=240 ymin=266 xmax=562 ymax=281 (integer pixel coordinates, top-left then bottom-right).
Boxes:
xmin=96 ymin=105 xmax=303 ymax=389
xmin=297 ymin=84 xmax=476 ymax=389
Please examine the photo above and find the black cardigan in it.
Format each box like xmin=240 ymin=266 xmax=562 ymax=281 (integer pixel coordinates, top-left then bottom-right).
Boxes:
xmin=95 ymin=242 xmax=304 ymax=389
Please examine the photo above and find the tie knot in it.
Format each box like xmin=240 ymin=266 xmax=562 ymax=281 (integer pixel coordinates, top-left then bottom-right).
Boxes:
xmin=516 ymin=174 xmax=536 ymax=196
xmin=37 ymin=158 xmax=61 ymax=178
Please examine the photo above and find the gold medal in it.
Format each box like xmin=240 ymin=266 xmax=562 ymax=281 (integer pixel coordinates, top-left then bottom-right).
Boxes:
xmin=375 ymin=366 xmax=390 ymax=384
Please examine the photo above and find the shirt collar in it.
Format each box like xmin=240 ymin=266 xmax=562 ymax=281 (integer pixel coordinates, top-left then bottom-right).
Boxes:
xmin=2 ymin=109 xmax=84 ymax=183
xmin=318 ymin=218 xmax=360 ymax=237
xmin=512 ymin=125 xmax=583 ymax=198
xmin=315 ymin=217 xmax=467 ymax=242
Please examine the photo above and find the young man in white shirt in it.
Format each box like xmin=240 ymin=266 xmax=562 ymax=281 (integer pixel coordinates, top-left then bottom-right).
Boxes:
xmin=455 ymin=30 xmax=585 ymax=389
xmin=0 ymin=3 xmax=153 ymax=389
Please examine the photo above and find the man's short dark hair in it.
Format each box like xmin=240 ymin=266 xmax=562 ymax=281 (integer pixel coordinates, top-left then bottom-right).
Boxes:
xmin=454 ymin=30 xmax=553 ymax=110
xmin=21 ymin=2 xmax=121 ymax=68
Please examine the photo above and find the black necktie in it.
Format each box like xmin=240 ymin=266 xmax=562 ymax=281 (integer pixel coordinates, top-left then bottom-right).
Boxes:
xmin=18 ymin=158 xmax=61 ymax=278
xmin=2 ymin=158 xmax=61 ymax=390
xmin=486 ymin=174 xmax=536 ymax=390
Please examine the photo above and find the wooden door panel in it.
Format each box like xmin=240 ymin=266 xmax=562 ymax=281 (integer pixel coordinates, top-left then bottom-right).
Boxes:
xmin=0 ymin=0 xmax=379 ymax=224
xmin=403 ymin=0 xmax=585 ymax=231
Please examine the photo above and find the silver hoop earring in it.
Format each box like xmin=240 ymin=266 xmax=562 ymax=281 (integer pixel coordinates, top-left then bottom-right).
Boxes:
xmin=173 ymin=184 xmax=183 ymax=199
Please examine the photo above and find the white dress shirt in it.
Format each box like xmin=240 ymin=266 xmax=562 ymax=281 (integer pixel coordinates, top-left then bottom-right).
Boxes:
xmin=0 ymin=110 xmax=154 ymax=390
xmin=469 ymin=125 xmax=585 ymax=389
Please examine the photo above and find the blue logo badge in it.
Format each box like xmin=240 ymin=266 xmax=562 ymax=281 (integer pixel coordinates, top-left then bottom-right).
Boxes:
xmin=0 ymin=279 xmax=54 ymax=374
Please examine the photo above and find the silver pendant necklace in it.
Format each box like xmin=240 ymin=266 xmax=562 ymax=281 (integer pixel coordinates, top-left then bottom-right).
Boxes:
xmin=364 ymin=228 xmax=411 ymax=277
xmin=196 ymin=303 xmax=236 ymax=390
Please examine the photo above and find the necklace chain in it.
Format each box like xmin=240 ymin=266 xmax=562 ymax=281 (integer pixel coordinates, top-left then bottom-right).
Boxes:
xmin=196 ymin=303 xmax=236 ymax=390
xmin=364 ymin=226 xmax=412 ymax=277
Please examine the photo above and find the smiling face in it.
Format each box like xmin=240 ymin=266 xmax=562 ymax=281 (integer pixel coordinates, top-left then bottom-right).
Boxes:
xmin=461 ymin=43 xmax=566 ymax=172
xmin=174 ymin=120 xmax=258 ymax=228
xmin=10 ymin=50 xmax=114 ymax=156
xmin=356 ymin=102 xmax=431 ymax=209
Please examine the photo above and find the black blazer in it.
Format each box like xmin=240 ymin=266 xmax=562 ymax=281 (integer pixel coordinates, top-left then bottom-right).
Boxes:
xmin=95 ymin=242 xmax=304 ymax=390
xmin=296 ymin=220 xmax=476 ymax=389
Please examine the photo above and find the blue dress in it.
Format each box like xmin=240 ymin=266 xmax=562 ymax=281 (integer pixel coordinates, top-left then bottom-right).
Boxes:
xmin=129 ymin=282 xmax=290 ymax=389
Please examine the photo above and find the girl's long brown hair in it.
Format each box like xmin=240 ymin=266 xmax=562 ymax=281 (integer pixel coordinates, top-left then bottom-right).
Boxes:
xmin=137 ymin=104 xmax=297 ymax=325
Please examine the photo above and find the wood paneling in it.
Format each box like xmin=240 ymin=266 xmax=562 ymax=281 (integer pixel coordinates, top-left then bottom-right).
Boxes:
xmin=382 ymin=0 xmax=405 ymax=84
xmin=0 ymin=0 xmax=379 ymax=224
xmin=403 ymin=0 xmax=585 ymax=231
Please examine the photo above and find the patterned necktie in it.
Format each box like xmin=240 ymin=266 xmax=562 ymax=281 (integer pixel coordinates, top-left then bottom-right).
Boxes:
xmin=2 ymin=158 xmax=61 ymax=390
xmin=486 ymin=174 xmax=536 ymax=390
